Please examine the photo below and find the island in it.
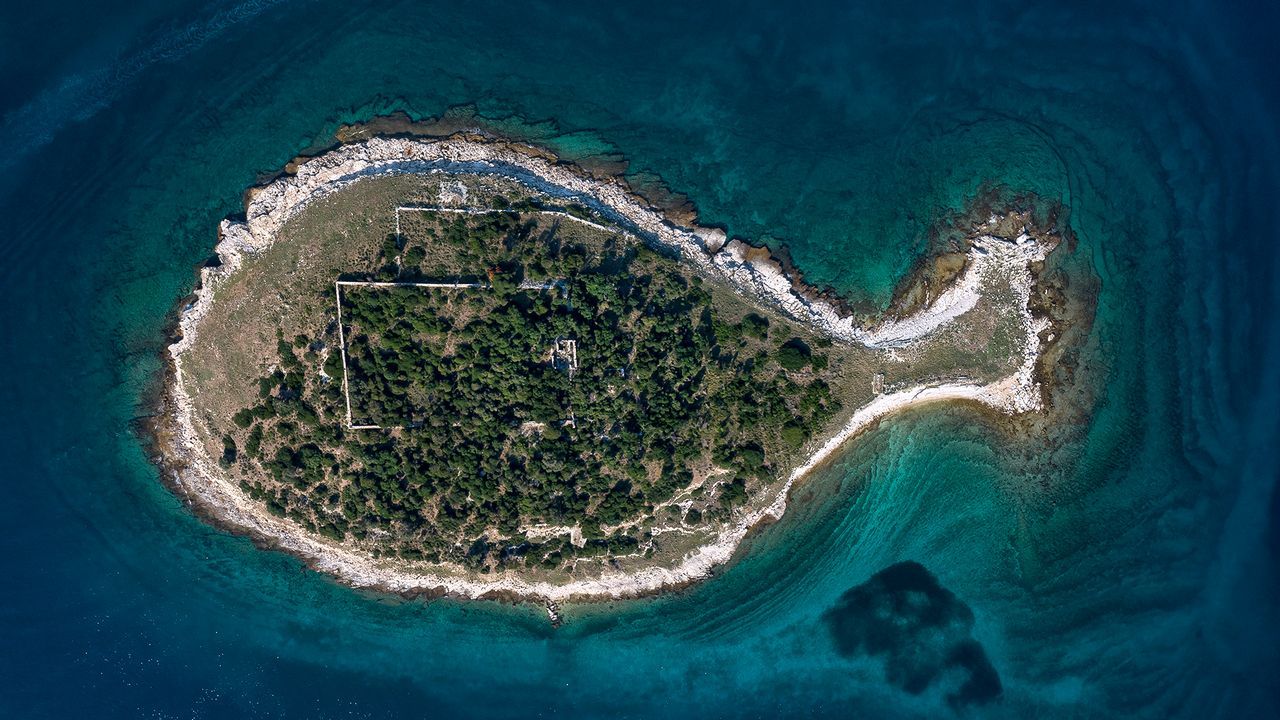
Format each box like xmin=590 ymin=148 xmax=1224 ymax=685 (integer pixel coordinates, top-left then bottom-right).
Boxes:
xmin=151 ymin=119 xmax=1086 ymax=605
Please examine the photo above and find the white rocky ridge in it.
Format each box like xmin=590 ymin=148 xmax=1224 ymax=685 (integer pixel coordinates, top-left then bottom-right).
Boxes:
xmin=163 ymin=135 xmax=1054 ymax=602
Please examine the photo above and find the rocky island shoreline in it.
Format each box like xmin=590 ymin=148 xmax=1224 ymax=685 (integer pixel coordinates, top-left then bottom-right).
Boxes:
xmin=149 ymin=120 xmax=1083 ymax=604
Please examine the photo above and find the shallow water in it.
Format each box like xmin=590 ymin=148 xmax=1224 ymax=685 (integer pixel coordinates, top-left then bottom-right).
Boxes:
xmin=2 ymin=1 xmax=1278 ymax=717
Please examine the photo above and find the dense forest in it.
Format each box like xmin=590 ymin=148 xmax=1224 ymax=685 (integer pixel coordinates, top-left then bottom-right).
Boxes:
xmin=223 ymin=209 xmax=842 ymax=572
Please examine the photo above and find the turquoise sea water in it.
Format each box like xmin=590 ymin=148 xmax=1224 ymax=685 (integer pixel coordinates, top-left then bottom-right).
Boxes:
xmin=2 ymin=1 xmax=1278 ymax=717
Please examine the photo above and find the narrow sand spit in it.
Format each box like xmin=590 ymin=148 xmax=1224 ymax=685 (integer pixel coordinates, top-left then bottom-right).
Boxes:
xmin=161 ymin=135 xmax=1053 ymax=602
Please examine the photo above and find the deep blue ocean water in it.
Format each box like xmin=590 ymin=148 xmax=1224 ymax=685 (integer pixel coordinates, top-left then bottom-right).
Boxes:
xmin=2 ymin=1 xmax=1278 ymax=717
